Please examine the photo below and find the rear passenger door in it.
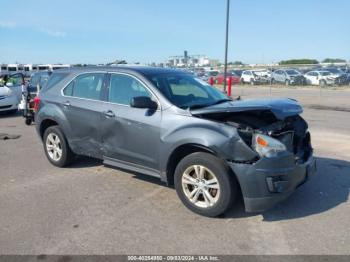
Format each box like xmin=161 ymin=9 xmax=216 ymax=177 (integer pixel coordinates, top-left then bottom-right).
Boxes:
xmin=60 ymin=72 xmax=107 ymax=158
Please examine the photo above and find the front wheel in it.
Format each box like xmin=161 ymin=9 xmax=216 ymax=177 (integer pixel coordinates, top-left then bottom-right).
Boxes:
xmin=43 ymin=126 xmax=75 ymax=167
xmin=174 ymin=152 xmax=237 ymax=217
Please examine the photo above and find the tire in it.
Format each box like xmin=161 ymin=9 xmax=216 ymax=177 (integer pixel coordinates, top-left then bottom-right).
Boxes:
xmin=25 ymin=118 xmax=32 ymax=125
xmin=43 ymin=126 xmax=75 ymax=167
xmin=240 ymin=78 xmax=245 ymax=85
xmin=250 ymin=79 xmax=255 ymax=86
xmin=271 ymin=78 xmax=275 ymax=85
xmin=174 ymin=152 xmax=237 ymax=217
xmin=319 ymin=80 xmax=326 ymax=87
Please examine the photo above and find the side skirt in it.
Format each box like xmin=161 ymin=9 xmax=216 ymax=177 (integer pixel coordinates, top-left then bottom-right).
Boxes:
xmin=103 ymin=156 xmax=161 ymax=178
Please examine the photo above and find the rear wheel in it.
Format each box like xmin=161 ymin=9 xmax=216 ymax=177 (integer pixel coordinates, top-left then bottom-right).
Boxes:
xmin=25 ymin=118 xmax=32 ymax=125
xmin=43 ymin=126 xmax=75 ymax=167
xmin=174 ymin=152 xmax=237 ymax=217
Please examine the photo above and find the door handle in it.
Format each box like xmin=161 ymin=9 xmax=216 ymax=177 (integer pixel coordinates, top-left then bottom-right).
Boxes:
xmin=62 ymin=101 xmax=70 ymax=107
xmin=103 ymin=110 xmax=115 ymax=118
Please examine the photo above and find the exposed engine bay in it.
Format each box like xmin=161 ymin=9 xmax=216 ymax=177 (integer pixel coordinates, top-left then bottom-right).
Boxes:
xmin=197 ymin=110 xmax=313 ymax=164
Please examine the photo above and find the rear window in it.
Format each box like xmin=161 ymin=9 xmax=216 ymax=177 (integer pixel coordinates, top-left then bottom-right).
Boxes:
xmin=30 ymin=74 xmax=40 ymax=86
xmin=43 ymin=73 xmax=68 ymax=90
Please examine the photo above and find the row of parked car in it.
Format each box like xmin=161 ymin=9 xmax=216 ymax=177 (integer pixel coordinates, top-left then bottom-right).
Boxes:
xmin=0 ymin=71 xmax=51 ymax=116
xmin=198 ymin=67 xmax=350 ymax=87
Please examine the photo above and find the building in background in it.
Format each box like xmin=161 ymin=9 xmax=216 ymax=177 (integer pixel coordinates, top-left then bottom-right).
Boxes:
xmin=168 ymin=51 xmax=219 ymax=68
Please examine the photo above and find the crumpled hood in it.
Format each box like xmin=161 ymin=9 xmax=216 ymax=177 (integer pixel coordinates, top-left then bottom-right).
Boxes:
xmin=191 ymin=98 xmax=303 ymax=120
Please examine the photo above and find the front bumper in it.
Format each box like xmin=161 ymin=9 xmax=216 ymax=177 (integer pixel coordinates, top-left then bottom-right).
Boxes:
xmin=0 ymin=95 xmax=19 ymax=112
xmin=229 ymin=153 xmax=316 ymax=212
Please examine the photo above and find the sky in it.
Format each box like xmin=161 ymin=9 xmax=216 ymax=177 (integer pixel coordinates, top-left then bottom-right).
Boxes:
xmin=0 ymin=0 xmax=349 ymax=64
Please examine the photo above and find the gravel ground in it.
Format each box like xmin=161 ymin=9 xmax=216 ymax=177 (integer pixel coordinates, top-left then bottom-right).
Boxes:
xmin=0 ymin=87 xmax=349 ymax=255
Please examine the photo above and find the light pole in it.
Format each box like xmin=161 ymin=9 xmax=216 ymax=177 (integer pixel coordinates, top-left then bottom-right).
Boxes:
xmin=223 ymin=0 xmax=230 ymax=93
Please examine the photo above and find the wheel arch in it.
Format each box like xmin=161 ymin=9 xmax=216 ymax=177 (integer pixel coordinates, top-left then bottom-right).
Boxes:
xmin=165 ymin=143 xmax=223 ymax=186
xmin=39 ymin=118 xmax=59 ymax=139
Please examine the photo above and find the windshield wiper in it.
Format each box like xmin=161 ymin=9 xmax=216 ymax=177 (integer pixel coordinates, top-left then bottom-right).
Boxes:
xmin=187 ymin=99 xmax=232 ymax=110
xmin=207 ymin=99 xmax=232 ymax=106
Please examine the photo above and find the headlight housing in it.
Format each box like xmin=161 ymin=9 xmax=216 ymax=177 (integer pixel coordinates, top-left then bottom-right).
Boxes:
xmin=252 ymin=134 xmax=286 ymax=158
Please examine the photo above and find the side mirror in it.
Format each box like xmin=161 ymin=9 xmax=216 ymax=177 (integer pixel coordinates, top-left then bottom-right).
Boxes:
xmin=130 ymin=96 xmax=158 ymax=110
xmin=6 ymin=82 xmax=14 ymax=87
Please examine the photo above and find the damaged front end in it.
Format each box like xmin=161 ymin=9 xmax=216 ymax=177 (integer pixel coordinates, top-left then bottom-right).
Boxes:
xmin=191 ymin=99 xmax=316 ymax=212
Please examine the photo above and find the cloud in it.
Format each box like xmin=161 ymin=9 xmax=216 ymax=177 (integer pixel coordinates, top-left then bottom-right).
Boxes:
xmin=0 ymin=21 xmax=16 ymax=28
xmin=40 ymin=28 xmax=67 ymax=38
xmin=0 ymin=22 xmax=66 ymax=38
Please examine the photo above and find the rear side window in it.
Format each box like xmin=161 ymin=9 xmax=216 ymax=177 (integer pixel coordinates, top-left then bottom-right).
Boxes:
xmin=44 ymin=73 xmax=68 ymax=90
xmin=63 ymin=73 xmax=105 ymax=100
xmin=63 ymin=81 xmax=74 ymax=96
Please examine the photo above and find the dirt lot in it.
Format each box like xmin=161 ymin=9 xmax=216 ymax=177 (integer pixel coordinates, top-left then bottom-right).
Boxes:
xmin=0 ymin=87 xmax=350 ymax=255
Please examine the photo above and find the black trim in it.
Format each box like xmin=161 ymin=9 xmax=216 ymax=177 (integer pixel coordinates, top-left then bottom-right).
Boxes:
xmin=103 ymin=156 xmax=160 ymax=178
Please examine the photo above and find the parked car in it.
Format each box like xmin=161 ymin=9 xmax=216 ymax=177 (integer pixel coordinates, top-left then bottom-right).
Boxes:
xmin=343 ymin=69 xmax=350 ymax=85
xmin=240 ymin=70 xmax=270 ymax=85
xmin=0 ymin=73 xmax=25 ymax=113
xmin=202 ymin=70 xmax=219 ymax=82
xmin=323 ymin=68 xmax=347 ymax=85
xmin=35 ymin=67 xmax=316 ymax=217
xmin=27 ymin=71 xmax=52 ymax=96
xmin=214 ymin=72 xmax=240 ymax=85
xmin=18 ymin=71 xmax=52 ymax=125
xmin=304 ymin=70 xmax=336 ymax=86
xmin=271 ymin=69 xmax=305 ymax=85
xmin=230 ymin=70 xmax=243 ymax=77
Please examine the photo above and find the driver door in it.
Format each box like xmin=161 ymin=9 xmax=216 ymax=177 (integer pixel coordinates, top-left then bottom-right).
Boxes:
xmin=100 ymin=73 xmax=161 ymax=172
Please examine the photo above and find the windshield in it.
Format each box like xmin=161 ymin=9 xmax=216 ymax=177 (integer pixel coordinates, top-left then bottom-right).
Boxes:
xmin=145 ymin=73 xmax=229 ymax=109
xmin=320 ymin=71 xmax=331 ymax=76
xmin=285 ymin=69 xmax=299 ymax=75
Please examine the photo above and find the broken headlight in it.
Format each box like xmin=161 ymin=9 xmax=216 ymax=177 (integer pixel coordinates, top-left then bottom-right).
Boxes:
xmin=252 ymin=134 xmax=286 ymax=158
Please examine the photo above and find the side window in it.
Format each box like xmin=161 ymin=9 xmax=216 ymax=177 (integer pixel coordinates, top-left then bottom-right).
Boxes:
xmin=71 ymin=73 xmax=105 ymax=100
xmin=109 ymin=74 xmax=151 ymax=105
xmin=63 ymin=81 xmax=74 ymax=96
xmin=8 ymin=74 xmax=23 ymax=86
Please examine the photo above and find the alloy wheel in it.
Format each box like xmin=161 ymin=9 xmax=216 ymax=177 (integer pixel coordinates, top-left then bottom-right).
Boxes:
xmin=181 ymin=165 xmax=220 ymax=208
xmin=46 ymin=133 xmax=62 ymax=161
